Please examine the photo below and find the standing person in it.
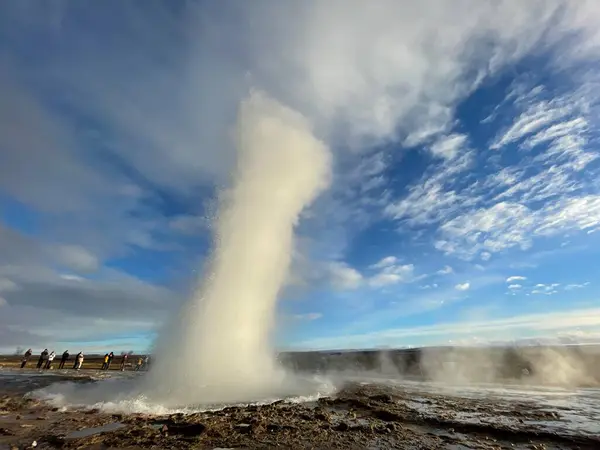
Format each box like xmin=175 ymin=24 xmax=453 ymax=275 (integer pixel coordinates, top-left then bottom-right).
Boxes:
xmin=120 ymin=353 xmax=128 ymax=371
xmin=45 ymin=351 xmax=56 ymax=369
xmin=74 ymin=352 xmax=84 ymax=370
xmin=58 ymin=350 xmax=69 ymax=369
xmin=37 ymin=349 xmax=48 ymax=369
xmin=134 ymin=356 xmax=143 ymax=371
xmin=101 ymin=353 xmax=109 ymax=370
xmin=20 ymin=349 xmax=32 ymax=368
xmin=107 ymin=352 xmax=114 ymax=370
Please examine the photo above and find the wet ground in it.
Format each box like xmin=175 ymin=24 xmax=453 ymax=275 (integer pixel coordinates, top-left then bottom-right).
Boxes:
xmin=1 ymin=370 xmax=599 ymax=449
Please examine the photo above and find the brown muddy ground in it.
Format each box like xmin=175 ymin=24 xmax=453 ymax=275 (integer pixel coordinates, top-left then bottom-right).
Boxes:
xmin=1 ymin=376 xmax=599 ymax=450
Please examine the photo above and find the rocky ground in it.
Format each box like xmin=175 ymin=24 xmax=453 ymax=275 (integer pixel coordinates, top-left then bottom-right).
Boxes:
xmin=1 ymin=375 xmax=599 ymax=449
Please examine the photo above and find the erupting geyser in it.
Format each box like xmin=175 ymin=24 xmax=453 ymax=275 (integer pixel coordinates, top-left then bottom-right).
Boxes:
xmin=146 ymin=91 xmax=331 ymax=406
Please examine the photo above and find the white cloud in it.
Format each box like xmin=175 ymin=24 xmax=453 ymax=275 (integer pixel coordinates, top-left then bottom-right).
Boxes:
xmin=438 ymin=202 xmax=535 ymax=258
xmin=389 ymin=80 xmax=600 ymax=262
xmin=7 ymin=0 xmax=595 ymax=200
xmin=508 ymin=284 xmax=522 ymax=290
xmin=0 ymin=225 xmax=177 ymax=350
xmin=437 ymin=265 xmax=453 ymax=275
xmin=369 ymin=264 xmax=416 ymax=288
xmin=455 ymin=282 xmax=470 ymax=291
xmin=324 ymin=258 xmax=420 ymax=290
xmin=60 ymin=274 xmax=85 ymax=282
xmin=369 ymin=273 xmax=403 ymax=288
xmin=370 ymin=256 xmax=398 ymax=269
xmin=491 ymin=98 xmax=575 ymax=150
xmin=364 ymin=256 xmax=420 ymax=288
xmin=55 ymin=245 xmax=99 ymax=273
xmin=565 ymin=282 xmax=590 ymax=290
xmin=291 ymin=313 xmax=323 ymax=321
xmin=429 ymin=133 xmax=467 ymax=160
xmin=0 ymin=278 xmax=18 ymax=292
xmin=506 ymin=276 xmax=527 ymax=283
xmin=437 ymin=194 xmax=600 ymax=259
xmin=526 ymin=117 xmax=587 ymax=149
xmin=327 ymin=262 xmax=363 ymax=290
xmin=531 ymin=283 xmax=560 ymax=295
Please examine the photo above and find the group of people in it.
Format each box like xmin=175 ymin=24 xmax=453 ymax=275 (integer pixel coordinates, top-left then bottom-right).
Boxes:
xmin=19 ymin=348 xmax=148 ymax=372
xmin=102 ymin=352 xmax=150 ymax=371
xmin=20 ymin=349 xmax=84 ymax=370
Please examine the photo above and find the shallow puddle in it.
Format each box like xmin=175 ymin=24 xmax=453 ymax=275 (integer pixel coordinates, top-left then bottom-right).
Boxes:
xmin=65 ymin=421 xmax=125 ymax=439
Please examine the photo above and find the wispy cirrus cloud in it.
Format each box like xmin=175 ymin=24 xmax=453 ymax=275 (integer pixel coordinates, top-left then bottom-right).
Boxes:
xmin=565 ymin=282 xmax=591 ymax=290
xmin=388 ymin=81 xmax=600 ymax=262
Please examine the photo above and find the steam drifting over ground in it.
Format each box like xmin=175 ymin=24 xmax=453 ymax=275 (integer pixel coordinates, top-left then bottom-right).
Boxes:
xmin=145 ymin=91 xmax=332 ymax=406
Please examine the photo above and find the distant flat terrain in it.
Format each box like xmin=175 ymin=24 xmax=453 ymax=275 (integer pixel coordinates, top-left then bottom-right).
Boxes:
xmin=3 ymin=345 xmax=600 ymax=386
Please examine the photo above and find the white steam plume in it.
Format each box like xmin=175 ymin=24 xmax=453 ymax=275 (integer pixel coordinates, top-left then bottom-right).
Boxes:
xmin=146 ymin=91 xmax=331 ymax=406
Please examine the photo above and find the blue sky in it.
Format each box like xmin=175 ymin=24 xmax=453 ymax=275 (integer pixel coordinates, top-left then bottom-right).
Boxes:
xmin=2 ymin=1 xmax=600 ymax=353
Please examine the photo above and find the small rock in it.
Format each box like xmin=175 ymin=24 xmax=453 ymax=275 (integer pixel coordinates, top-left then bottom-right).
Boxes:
xmin=166 ymin=422 xmax=206 ymax=436
xmin=15 ymin=415 xmax=21 ymax=420
xmin=369 ymin=394 xmax=393 ymax=403
xmin=234 ymin=423 xmax=252 ymax=434
xmin=372 ymin=409 xmax=402 ymax=422
xmin=315 ymin=412 xmax=330 ymax=422
xmin=334 ymin=422 xmax=349 ymax=432
xmin=266 ymin=423 xmax=295 ymax=433
xmin=374 ymin=425 xmax=391 ymax=434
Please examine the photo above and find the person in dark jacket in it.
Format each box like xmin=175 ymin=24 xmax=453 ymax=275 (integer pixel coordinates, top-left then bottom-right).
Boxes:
xmin=36 ymin=349 xmax=48 ymax=369
xmin=20 ymin=349 xmax=32 ymax=368
xmin=58 ymin=350 xmax=69 ymax=369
